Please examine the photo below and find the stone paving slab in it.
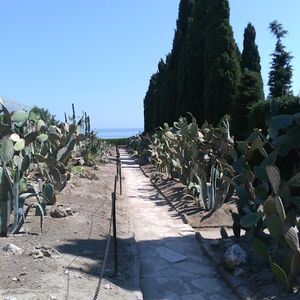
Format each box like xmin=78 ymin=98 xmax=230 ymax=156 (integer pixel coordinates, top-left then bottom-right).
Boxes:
xmin=156 ymin=246 xmax=188 ymax=263
xmin=120 ymin=149 xmax=239 ymax=300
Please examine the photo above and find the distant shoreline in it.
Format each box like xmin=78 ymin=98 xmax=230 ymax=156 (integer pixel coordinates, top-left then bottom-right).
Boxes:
xmin=95 ymin=128 xmax=143 ymax=139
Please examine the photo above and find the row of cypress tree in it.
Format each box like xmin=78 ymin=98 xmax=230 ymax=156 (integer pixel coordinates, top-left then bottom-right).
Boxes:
xmin=143 ymin=0 xmax=293 ymax=140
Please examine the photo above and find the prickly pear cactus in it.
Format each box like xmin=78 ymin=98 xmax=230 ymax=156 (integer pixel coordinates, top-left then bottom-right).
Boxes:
xmin=230 ymin=111 xmax=300 ymax=290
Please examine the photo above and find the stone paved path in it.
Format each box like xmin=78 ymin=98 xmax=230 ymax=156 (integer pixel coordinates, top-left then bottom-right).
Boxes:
xmin=120 ymin=149 xmax=239 ymax=300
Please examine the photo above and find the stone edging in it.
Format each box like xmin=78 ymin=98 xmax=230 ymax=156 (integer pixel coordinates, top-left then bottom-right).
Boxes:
xmin=195 ymin=232 xmax=257 ymax=300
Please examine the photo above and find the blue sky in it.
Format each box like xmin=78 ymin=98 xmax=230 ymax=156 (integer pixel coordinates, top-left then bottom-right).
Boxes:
xmin=0 ymin=1 xmax=299 ymax=129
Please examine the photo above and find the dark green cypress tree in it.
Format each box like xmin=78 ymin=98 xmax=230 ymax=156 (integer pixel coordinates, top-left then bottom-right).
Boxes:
xmin=162 ymin=0 xmax=196 ymax=125
xmin=203 ymin=0 xmax=241 ymax=125
xmin=241 ymin=23 xmax=262 ymax=73
xmin=161 ymin=55 xmax=174 ymax=125
xmin=159 ymin=54 xmax=170 ymax=123
xmin=175 ymin=0 xmax=208 ymax=125
xmin=151 ymin=71 xmax=162 ymax=131
xmin=143 ymin=73 xmax=158 ymax=132
xmin=235 ymin=42 xmax=241 ymax=64
xmin=232 ymin=23 xmax=264 ymax=139
xmin=157 ymin=59 xmax=167 ymax=126
xmin=233 ymin=70 xmax=264 ymax=139
xmin=241 ymin=23 xmax=264 ymax=100
xmin=144 ymin=60 xmax=167 ymax=132
xmin=268 ymin=20 xmax=293 ymax=98
xmin=143 ymin=75 xmax=152 ymax=132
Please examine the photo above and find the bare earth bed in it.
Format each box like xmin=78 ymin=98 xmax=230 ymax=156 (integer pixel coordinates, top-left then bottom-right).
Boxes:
xmin=139 ymin=163 xmax=235 ymax=229
xmin=0 ymin=162 xmax=139 ymax=300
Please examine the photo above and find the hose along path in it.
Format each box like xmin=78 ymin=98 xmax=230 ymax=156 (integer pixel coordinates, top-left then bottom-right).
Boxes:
xmin=64 ymin=152 xmax=120 ymax=300
xmin=92 ymin=205 xmax=113 ymax=300
xmin=92 ymin=151 xmax=121 ymax=300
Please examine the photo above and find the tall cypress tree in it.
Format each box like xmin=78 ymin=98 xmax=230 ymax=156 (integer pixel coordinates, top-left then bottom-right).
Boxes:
xmin=144 ymin=59 xmax=167 ymax=132
xmin=203 ymin=0 xmax=241 ymax=125
xmin=162 ymin=0 xmax=196 ymax=126
xmin=144 ymin=73 xmax=158 ymax=132
xmin=157 ymin=59 xmax=167 ymax=126
xmin=232 ymin=23 xmax=264 ymax=139
xmin=175 ymin=0 xmax=208 ymax=125
xmin=235 ymin=42 xmax=241 ymax=64
xmin=241 ymin=23 xmax=262 ymax=73
xmin=232 ymin=70 xmax=264 ymax=139
xmin=241 ymin=23 xmax=264 ymax=100
xmin=268 ymin=20 xmax=293 ymax=98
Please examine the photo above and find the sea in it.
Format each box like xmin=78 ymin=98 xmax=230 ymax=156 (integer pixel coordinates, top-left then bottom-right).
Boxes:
xmin=95 ymin=128 xmax=143 ymax=139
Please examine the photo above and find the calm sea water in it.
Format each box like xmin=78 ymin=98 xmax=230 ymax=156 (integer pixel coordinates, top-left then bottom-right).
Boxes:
xmin=95 ymin=128 xmax=143 ymax=139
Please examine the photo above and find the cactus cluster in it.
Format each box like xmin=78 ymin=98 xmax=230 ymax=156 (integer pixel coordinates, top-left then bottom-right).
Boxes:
xmin=131 ymin=108 xmax=300 ymax=290
xmin=231 ymin=112 xmax=300 ymax=290
xmin=133 ymin=115 xmax=234 ymax=212
xmin=0 ymin=101 xmax=44 ymax=235
xmin=0 ymin=100 xmax=107 ymax=236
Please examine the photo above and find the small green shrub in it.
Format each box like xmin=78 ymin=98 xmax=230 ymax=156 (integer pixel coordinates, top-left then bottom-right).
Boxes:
xmin=248 ymin=96 xmax=300 ymax=135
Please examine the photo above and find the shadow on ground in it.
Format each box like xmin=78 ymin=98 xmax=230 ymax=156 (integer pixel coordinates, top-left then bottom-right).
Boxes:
xmin=55 ymin=234 xmax=201 ymax=294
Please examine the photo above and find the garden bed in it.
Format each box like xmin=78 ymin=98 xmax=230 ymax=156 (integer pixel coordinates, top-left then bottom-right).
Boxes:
xmin=197 ymin=232 xmax=300 ymax=300
xmin=0 ymin=163 xmax=139 ymax=300
xmin=140 ymin=162 xmax=235 ymax=229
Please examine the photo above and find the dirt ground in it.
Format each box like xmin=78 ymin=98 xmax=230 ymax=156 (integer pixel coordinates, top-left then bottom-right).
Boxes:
xmin=0 ymin=162 xmax=140 ymax=300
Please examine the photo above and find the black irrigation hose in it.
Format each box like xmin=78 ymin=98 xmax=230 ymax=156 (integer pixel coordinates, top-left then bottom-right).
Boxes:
xmin=65 ymin=202 xmax=106 ymax=300
xmin=65 ymin=256 xmax=79 ymax=300
xmin=64 ymin=151 xmax=121 ymax=300
xmin=92 ymin=205 xmax=113 ymax=300
xmin=93 ymin=156 xmax=121 ymax=300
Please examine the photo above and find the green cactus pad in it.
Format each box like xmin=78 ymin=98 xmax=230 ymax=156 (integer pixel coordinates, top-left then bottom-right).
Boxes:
xmin=67 ymin=138 xmax=77 ymax=151
xmin=288 ymin=172 xmax=300 ymax=187
xmin=274 ymin=196 xmax=286 ymax=223
xmin=263 ymin=196 xmax=276 ymax=215
xmin=266 ymin=214 xmax=283 ymax=243
xmin=252 ymin=238 xmax=268 ymax=260
xmin=50 ymin=167 xmax=61 ymax=183
xmin=36 ymin=120 xmax=46 ymax=132
xmin=43 ymin=183 xmax=54 ymax=204
xmin=19 ymin=176 xmax=27 ymax=194
xmin=240 ymin=212 xmax=261 ymax=228
xmin=10 ymin=133 xmax=20 ymax=142
xmin=11 ymin=110 xmax=28 ymax=123
xmin=283 ymin=225 xmax=300 ymax=254
xmin=270 ymin=115 xmax=294 ymax=131
xmin=13 ymin=155 xmax=23 ymax=169
xmin=254 ymin=166 xmax=268 ymax=183
xmin=37 ymin=134 xmax=49 ymax=142
xmin=271 ymin=262 xmax=289 ymax=290
xmin=13 ymin=138 xmax=25 ymax=152
xmin=57 ymin=146 xmax=69 ymax=162
xmin=266 ymin=166 xmax=281 ymax=195
xmin=0 ymin=137 xmax=14 ymax=165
